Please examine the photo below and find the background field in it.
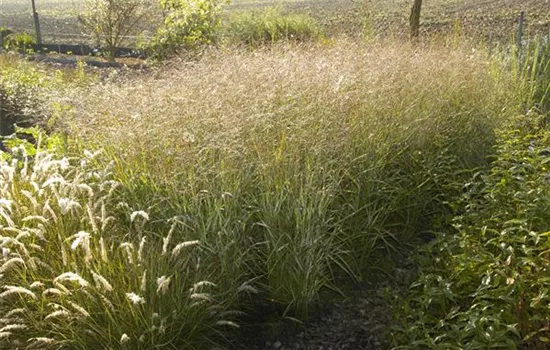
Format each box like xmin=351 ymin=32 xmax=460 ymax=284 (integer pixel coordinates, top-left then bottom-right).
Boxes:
xmin=1 ymin=0 xmax=550 ymax=44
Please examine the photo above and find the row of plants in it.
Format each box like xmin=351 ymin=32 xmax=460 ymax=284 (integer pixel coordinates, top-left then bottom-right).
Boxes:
xmin=390 ymin=36 xmax=550 ymax=349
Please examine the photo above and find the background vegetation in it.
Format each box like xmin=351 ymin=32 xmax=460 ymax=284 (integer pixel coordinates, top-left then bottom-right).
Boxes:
xmin=1 ymin=0 xmax=550 ymax=349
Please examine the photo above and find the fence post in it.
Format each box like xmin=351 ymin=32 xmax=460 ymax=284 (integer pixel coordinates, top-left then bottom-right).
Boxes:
xmin=31 ymin=0 xmax=42 ymax=45
xmin=517 ymin=11 xmax=525 ymax=50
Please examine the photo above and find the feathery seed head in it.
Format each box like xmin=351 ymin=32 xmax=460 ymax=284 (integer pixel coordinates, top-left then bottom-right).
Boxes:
xmin=0 ymin=286 xmax=37 ymax=300
xmin=156 ymin=275 xmax=171 ymax=295
xmin=91 ymin=271 xmax=113 ymax=292
xmin=126 ymin=292 xmax=145 ymax=305
xmin=44 ymin=310 xmax=71 ymax=320
xmin=53 ymin=272 xmax=90 ymax=288
xmin=130 ymin=210 xmax=149 ymax=223
xmin=172 ymin=240 xmax=200 ymax=257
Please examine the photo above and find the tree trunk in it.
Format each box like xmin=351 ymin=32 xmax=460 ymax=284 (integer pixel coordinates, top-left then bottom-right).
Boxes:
xmin=410 ymin=0 xmax=423 ymax=39
xmin=31 ymin=0 xmax=42 ymax=45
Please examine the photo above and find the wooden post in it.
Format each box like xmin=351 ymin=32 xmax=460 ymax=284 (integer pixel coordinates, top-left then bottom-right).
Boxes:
xmin=31 ymin=0 xmax=42 ymax=45
xmin=517 ymin=11 xmax=525 ymax=50
xmin=410 ymin=0 xmax=423 ymax=39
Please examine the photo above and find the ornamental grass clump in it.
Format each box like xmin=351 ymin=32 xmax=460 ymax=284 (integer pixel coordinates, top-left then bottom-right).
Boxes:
xmin=56 ymin=39 xmax=525 ymax=317
xmin=0 ymin=132 xmax=242 ymax=349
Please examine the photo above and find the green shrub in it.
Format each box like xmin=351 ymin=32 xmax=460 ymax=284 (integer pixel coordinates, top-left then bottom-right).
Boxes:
xmin=392 ymin=113 xmax=550 ymax=349
xmin=222 ymin=7 xmax=322 ymax=47
xmin=2 ymin=31 xmax=35 ymax=53
xmin=149 ymin=0 xmax=226 ymax=59
xmin=79 ymin=0 xmax=152 ymax=62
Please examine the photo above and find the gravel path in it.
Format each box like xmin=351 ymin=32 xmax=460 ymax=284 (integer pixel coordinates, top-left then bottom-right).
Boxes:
xmin=232 ymin=284 xmax=395 ymax=350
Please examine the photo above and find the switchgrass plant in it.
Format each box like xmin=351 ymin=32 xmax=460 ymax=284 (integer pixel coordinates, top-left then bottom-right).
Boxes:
xmin=221 ymin=6 xmax=322 ymax=47
xmin=0 ymin=130 xmax=243 ymax=349
xmin=55 ymin=39 xmax=526 ymax=321
xmin=511 ymin=33 xmax=550 ymax=112
xmin=0 ymin=54 xmax=94 ymax=135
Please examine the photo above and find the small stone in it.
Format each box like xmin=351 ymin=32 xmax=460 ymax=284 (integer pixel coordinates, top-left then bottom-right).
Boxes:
xmin=273 ymin=341 xmax=282 ymax=349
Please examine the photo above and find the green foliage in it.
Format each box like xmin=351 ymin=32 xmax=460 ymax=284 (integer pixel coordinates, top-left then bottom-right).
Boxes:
xmin=392 ymin=113 xmax=550 ymax=349
xmin=149 ymin=0 xmax=226 ymax=59
xmin=2 ymin=30 xmax=36 ymax=53
xmin=222 ymin=6 xmax=322 ymax=47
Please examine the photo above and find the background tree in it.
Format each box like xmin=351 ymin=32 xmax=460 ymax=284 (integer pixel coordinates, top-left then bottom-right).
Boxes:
xmin=410 ymin=0 xmax=422 ymax=39
xmin=79 ymin=0 xmax=151 ymax=61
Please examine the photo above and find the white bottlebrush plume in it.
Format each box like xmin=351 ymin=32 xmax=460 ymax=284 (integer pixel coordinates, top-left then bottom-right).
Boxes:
xmin=84 ymin=149 xmax=102 ymax=159
xmin=42 ymin=288 xmax=67 ymax=297
xmin=4 ymin=308 xmax=25 ymax=318
xmin=86 ymin=203 xmax=99 ymax=234
xmin=101 ymin=216 xmax=116 ymax=232
xmin=21 ymin=215 xmax=48 ymax=224
xmin=91 ymin=271 xmax=113 ymax=292
xmin=120 ymin=333 xmax=130 ymax=344
xmin=68 ymin=301 xmax=90 ymax=318
xmin=58 ymin=197 xmax=82 ymax=215
xmin=140 ymin=270 xmax=147 ymax=293
xmin=43 ymin=200 xmax=58 ymax=224
xmin=29 ymin=281 xmax=45 ymax=289
xmin=138 ymin=237 xmax=146 ymax=263
xmin=70 ymin=231 xmax=91 ymax=251
xmin=69 ymin=231 xmax=93 ymax=262
xmin=0 ymin=209 xmax=15 ymax=227
xmin=189 ymin=293 xmax=211 ymax=302
xmin=41 ymin=176 xmax=65 ymax=189
xmin=100 ymin=294 xmax=115 ymax=312
xmin=156 ymin=275 xmax=171 ymax=296
xmin=99 ymin=237 xmax=109 ymax=262
xmin=53 ymin=272 xmax=90 ymax=288
xmin=237 ymin=282 xmax=259 ymax=294
xmin=0 ymin=257 xmax=25 ymax=274
xmin=216 ymin=320 xmax=240 ymax=328
xmin=44 ymin=310 xmax=71 ymax=321
xmin=130 ymin=210 xmax=149 ymax=223
xmin=27 ymin=337 xmax=57 ymax=345
xmin=77 ymin=184 xmax=94 ymax=197
xmin=21 ymin=190 xmax=38 ymax=209
xmin=126 ymin=292 xmax=145 ymax=305
xmin=120 ymin=242 xmax=134 ymax=265
xmin=191 ymin=281 xmax=216 ymax=292
xmin=0 ymin=198 xmax=13 ymax=212
xmin=0 ymin=324 xmax=27 ymax=332
xmin=171 ymin=240 xmax=200 ymax=257
xmin=0 ymin=286 xmax=37 ymax=300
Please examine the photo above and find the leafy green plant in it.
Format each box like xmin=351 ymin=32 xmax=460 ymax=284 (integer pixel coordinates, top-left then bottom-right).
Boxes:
xmin=149 ymin=0 xmax=226 ymax=59
xmin=2 ymin=31 xmax=36 ymax=53
xmin=392 ymin=113 xmax=550 ymax=349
